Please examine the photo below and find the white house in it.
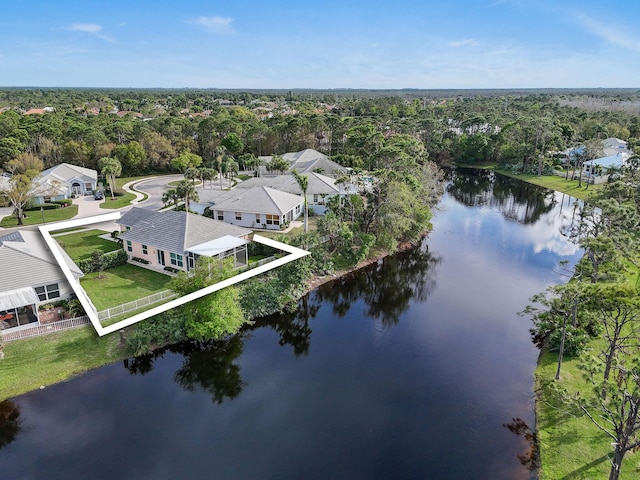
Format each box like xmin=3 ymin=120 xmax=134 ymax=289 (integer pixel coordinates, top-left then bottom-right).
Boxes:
xmin=32 ymin=163 xmax=98 ymax=204
xmin=196 ymin=186 xmax=304 ymax=230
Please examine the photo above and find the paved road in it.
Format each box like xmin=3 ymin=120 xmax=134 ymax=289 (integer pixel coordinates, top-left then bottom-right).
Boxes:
xmin=131 ymin=174 xmax=184 ymax=211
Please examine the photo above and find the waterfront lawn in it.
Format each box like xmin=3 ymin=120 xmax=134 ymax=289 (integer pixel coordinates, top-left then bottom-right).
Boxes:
xmin=536 ymin=346 xmax=640 ymax=479
xmin=80 ymin=264 xmax=172 ymax=311
xmin=53 ymin=229 xmax=120 ymax=262
xmin=0 ymin=205 xmax=79 ymax=228
xmin=494 ymin=169 xmax=602 ymax=201
xmin=0 ymin=327 xmax=123 ymax=400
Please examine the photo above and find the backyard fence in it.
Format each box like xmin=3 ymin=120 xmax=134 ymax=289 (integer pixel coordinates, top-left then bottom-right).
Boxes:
xmin=2 ymin=316 xmax=91 ymax=342
xmin=97 ymin=289 xmax=177 ymax=321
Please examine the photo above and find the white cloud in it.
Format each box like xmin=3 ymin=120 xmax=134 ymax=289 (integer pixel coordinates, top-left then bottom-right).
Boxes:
xmin=66 ymin=22 xmax=117 ymax=43
xmin=575 ymin=12 xmax=640 ymax=53
xmin=448 ymin=38 xmax=480 ymax=47
xmin=67 ymin=23 xmax=103 ymax=33
xmin=187 ymin=16 xmax=235 ymax=34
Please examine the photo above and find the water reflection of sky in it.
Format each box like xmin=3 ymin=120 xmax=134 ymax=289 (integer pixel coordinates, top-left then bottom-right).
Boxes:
xmin=443 ymin=189 xmax=582 ymax=275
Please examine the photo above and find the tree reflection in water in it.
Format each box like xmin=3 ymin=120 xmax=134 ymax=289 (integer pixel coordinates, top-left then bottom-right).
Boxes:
xmin=315 ymin=244 xmax=440 ymax=328
xmin=123 ymin=243 xmax=439 ymax=401
xmin=126 ymin=335 xmax=247 ymax=404
xmin=0 ymin=400 xmax=21 ymax=450
xmin=447 ymin=168 xmax=556 ymax=224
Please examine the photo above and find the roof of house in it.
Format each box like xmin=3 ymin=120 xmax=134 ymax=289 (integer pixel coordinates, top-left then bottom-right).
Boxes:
xmin=260 ymin=149 xmax=345 ymax=176
xmin=586 ymin=154 xmax=625 ymax=169
xmin=118 ymin=209 xmax=252 ymax=254
xmin=0 ymin=230 xmax=83 ymax=293
xmin=118 ymin=207 xmax=157 ymax=227
xmin=235 ymin=172 xmax=340 ymax=196
xmin=40 ymin=163 xmax=98 ymax=184
xmin=23 ymin=108 xmax=45 ymax=115
xmin=211 ymin=186 xmax=303 ymax=215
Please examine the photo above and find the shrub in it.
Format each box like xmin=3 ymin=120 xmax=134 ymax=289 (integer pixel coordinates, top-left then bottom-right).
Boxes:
xmin=131 ymin=257 xmax=150 ymax=264
xmin=77 ymin=249 xmax=128 ymax=273
xmin=164 ymin=266 xmax=180 ymax=274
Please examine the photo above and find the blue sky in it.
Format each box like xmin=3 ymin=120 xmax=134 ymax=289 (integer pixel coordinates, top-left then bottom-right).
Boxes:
xmin=1 ymin=0 xmax=639 ymax=89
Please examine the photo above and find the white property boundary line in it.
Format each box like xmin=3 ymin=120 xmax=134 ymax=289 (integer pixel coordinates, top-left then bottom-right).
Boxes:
xmin=39 ymin=213 xmax=310 ymax=336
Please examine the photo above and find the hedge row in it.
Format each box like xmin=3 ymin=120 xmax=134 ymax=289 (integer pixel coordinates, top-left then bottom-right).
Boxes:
xmin=77 ymin=249 xmax=128 ymax=273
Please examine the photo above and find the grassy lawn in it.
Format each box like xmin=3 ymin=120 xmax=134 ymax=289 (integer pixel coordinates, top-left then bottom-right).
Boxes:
xmin=494 ymin=169 xmax=602 ymax=201
xmin=81 ymin=264 xmax=172 ymax=311
xmin=99 ymin=192 xmax=137 ymax=210
xmin=535 ymin=347 xmax=640 ymax=479
xmin=0 ymin=327 xmax=125 ymax=400
xmin=0 ymin=205 xmax=79 ymax=228
xmin=53 ymin=229 xmax=120 ymax=262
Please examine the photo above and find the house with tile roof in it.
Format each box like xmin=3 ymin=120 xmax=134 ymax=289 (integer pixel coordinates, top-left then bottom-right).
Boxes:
xmin=118 ymin=208 xmax=253 ymax=273
xmin=0 ymin=230 xmax=83 ymax=332
xmin=192 ymin=186 xmax=303 ymax=229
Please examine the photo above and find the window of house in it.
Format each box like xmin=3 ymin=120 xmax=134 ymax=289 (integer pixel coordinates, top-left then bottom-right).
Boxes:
xmin=313 ymin=194 xmax=319 ymax=203
xmin=217 ymin=211 xmax=224 ymax=221
xmin=256 ymin=214 xmax=261 ymax=223
xmin=35 ymin=283 xmax=60 ymax=301
xmin=170 ymin=252 xmax=184 ymax=267
xmin=235 ymin=212 xmax=242 ymax=220
xmin=126 ymin=240 xmax=132 ymax=252
xmin=296 ymin=204 xmax=301 ymax=214
xmin=266 ymin=214 xmax=280 ymax=225
xmin=142 ymin=244 xmax=148 ymax=255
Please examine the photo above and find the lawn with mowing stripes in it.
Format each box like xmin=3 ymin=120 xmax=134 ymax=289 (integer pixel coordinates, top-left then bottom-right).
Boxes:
xmin=80 ymin=264 xmax=172 ymax=311
xmin=53 ymin=229 xmax=120 ymax=262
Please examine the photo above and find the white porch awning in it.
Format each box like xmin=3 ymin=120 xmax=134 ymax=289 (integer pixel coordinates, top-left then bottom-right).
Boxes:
xmin=0 ymin=287 xmax=39 ymax=311
xmin=186 ymin=236 xmax=248 ymax=257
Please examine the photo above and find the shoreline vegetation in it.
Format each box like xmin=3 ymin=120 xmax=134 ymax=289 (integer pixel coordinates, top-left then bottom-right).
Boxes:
xmin=0 ymin=236 xmax=423 ymax=400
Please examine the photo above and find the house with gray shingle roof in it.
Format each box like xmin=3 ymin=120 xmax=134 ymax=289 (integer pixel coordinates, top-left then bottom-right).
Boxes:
xmin=232 ymin=172 xmax=341 ymax=214
xmin=118 ymin=208 xmax=252 ymax=273
xmin=259 ymin=149 xmax=345 ymax=177
xmin=197 ymin=186 xmax=303 ymax=230
xmin=32 ymin=163 xmax=98 ymax=204
xmin=0 ymin=230 xmax=83 ymax=331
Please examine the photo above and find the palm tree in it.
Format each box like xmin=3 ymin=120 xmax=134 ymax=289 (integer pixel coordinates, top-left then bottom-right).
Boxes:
xmin=214 ymin=145 xmax=229 ymax=190
xmin=162 ymin=188 xmax=181 ymax=208
xmin=268 ymin=155 xmax=289 ymax=175
xmin=99 ymin=157 xmax=122 ymax=200
xmin=184 ymin=167 xmax=199 ymax=184
xmin=292 ymin=169 xmax=309 ymax=233
xmin=175 ymin=179 xmax=199 ymax=212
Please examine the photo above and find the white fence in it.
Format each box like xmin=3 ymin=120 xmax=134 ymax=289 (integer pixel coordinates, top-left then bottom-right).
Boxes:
xmin=2 ymin=316 xmax=91 ymax=342
xmin=97 ymin=290 xmax=177 ymax=321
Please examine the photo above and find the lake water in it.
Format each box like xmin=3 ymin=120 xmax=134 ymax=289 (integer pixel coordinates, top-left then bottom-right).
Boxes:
xmin=0 ymin=170 xmax=582 ymax=480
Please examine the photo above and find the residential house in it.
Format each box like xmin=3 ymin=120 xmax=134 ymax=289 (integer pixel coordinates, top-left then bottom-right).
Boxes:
xmin=191 ymin=186 xmax=304 ymax=229
xmin=232 ymin=172 xmax=344 ymax=214
xmin=260 ymin=149 xmax=345 ymax=177
xmin=0 ymin=230 xmax=83 ymax=331
xmin=118 ymin=208 xmax=252 ymax=273
xmin=31 ymin=163 xmax=98 ymax=204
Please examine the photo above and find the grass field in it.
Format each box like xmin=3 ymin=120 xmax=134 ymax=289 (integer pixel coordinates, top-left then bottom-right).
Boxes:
xmin=535 ymin=347 xmax=640 ymax=479
xmin=53 ymin=229 xmax=120 ymax=261
xmin=493 ymin=169 xmax=602 ymax=201
xmin=0 ymin=205 xmax=79 ymax=228
xmin=80 ymin=264 xmax=172 ymax=311
xmin=0 ymin=327 xmax=124 ymax=400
